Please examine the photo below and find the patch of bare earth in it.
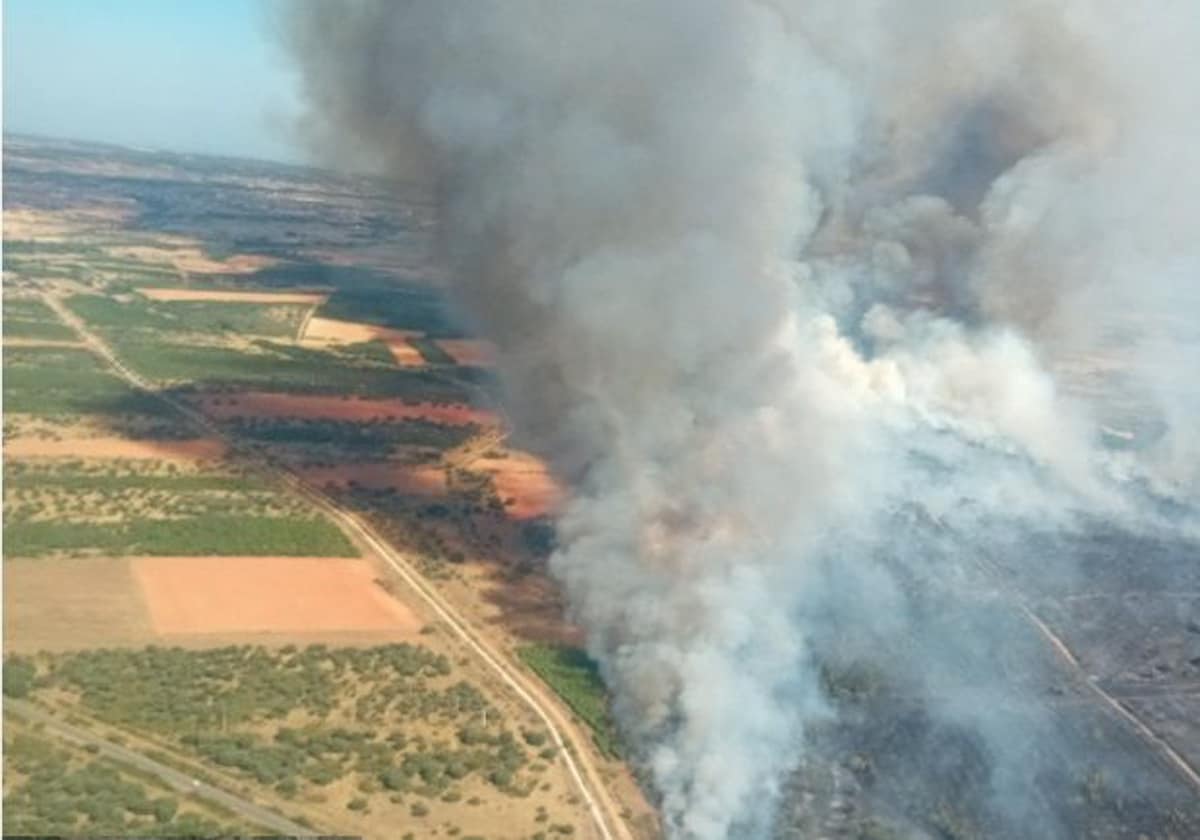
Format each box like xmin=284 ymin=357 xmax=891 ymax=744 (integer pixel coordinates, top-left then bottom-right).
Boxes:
xmin=132 ymin=556 xmax=423 ymax=639
xmin=4 ymin=557 xmax=157 ymax=652
xmin=5 ymin=436 xmax=228 ymax=461
xmin=196 ymin=391 xmax=498 ymax=427
xmin=300 ymin=316 xmax=425 ymax=366
xmin=109 ymin=244 xmax=279 ymax=275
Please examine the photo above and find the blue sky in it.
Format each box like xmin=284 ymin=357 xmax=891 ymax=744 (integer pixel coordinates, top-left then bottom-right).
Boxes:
xmin=4 ymin=0 xmax=303 ymax=162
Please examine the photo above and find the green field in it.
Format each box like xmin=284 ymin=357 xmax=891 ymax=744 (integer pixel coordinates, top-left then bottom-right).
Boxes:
xmin=3 ymin=297 xmax=78 ymax=340
xmin=66 ymin=294 xmax=312 ymax=339
xmin=517 ymin=644 xmax=621 ymax=758
xmin=3 ymin=347 xmax=165 ymax=416
xmin=92 ymin=335 xmax=474 ymax=401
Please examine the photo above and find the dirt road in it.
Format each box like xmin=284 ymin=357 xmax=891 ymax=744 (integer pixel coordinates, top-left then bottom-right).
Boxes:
xmin=41 ymin=292 xmax=635 ymax=840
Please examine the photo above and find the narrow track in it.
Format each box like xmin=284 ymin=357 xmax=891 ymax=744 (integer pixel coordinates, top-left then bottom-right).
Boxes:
xmin=42 ymin=292 xmax=633 ymax=840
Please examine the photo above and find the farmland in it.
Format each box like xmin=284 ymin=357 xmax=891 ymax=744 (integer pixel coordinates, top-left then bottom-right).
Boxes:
xmin=8 ymin=132 xmax=1200 ymax=840
xmin=6 ymin=644 xmax=586 ymax=839
xmin=3 ymin=135 xmax=636 ymax=839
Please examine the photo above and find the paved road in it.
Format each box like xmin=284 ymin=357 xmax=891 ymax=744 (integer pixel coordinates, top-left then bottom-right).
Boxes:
xmin=7 ymin=700 xmax=313 ymax=836
xmin=43 ymin=292 xmax=633 ymax=840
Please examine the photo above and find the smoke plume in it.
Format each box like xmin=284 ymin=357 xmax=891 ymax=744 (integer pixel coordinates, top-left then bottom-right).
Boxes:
xmin=278 ymin=2 xmax=1200 ymax=837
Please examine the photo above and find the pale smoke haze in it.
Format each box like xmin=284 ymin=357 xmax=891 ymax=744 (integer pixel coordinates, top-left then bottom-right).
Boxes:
xmin=278 ymin=2 xmax=1200 ymax=837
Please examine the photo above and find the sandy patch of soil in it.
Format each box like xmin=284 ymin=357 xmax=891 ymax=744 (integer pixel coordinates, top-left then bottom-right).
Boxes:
xmin=132 ymin=556 xmax=422 ymax=637
xmin=4 ymin=557 xmax=157 ymax=652
xmin=197 ymin=392 xmax=498 ymax=427
xmin=5 ymin=436 xmax=228 ymax=462
xmin=435 ymin=338 xmax=497 ymax=367
xmin=302 ymin=316 xmax=418 ymax=343
xmin=301 ymin=316 xmax=425 ymax=366
xmin=137 ymin=287 xmax=327 ymax=304
xmin=109 ymin=245 xmax=278 ymax=275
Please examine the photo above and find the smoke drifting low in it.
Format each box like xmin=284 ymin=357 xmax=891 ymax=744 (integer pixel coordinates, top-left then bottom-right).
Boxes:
xmin=279 ymin=2 xmax=1200 ymax=837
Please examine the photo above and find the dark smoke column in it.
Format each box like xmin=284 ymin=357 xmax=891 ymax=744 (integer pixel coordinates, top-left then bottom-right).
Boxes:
xmin=279 ymin=2 xmax=1200 ymax=838
xmin=280 ymin=3 xmax=845 ymax=836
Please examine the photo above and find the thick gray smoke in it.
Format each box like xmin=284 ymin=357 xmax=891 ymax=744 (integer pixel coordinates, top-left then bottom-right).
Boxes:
xmin=278 ymin=2 xmax=1200 ymax=837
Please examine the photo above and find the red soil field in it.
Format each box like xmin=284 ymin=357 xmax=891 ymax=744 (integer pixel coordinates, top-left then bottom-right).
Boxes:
xmin=196 ymin=392 xmax=498 ymax=427
xmin=132 ymin=556 xmax=422 ymax=636
xmin=5 ymin=436 xmax=228 ymax=461
xmin=476 ymin=451 xmax=564 ymax=519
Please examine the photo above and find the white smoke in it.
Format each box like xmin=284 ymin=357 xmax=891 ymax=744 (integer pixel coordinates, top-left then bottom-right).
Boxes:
xmin=277 ymin=2 xmax=1200 ymax=837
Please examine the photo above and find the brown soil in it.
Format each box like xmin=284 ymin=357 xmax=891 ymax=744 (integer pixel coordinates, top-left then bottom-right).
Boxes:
xmin=436 ymin=338 xmax=497 ymax=367
xmin=137 ymin=288 xmax=327 ymax=304
xmin=132 ymin=556 xmax=422 ymax=637
xmin=4 ymin=557 xmax=157 ymax=652
xmin=476 ymin=450 xmax=564 ymax=519
xmin=196 ymin=392 xmax=498 ymax=427
xmin=4 ymin=436 xmax=228 ymax=461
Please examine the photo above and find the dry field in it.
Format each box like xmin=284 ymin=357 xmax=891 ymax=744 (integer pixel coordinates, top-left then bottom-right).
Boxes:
xmin=109 ymin=245 xmax=278 ymax=275
xmin=4 ymin=557 xmax=157 ymax=651
xmin=4 ymin=556 xmax=424 ymax=652
xmin=300 ymin=315 xmax=425 ymax=366
xmin=196 ymin=392 xmax=498 ymax=427
xmin=435 ymin=338 xmax=497 ymax=367
xmin=136 ymin=287 xmax=326 ymax=305
xmin=5 ymin=435 xmax=227 ymax=462
xmin=132 ymin=556 xmax=421 ymax=637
